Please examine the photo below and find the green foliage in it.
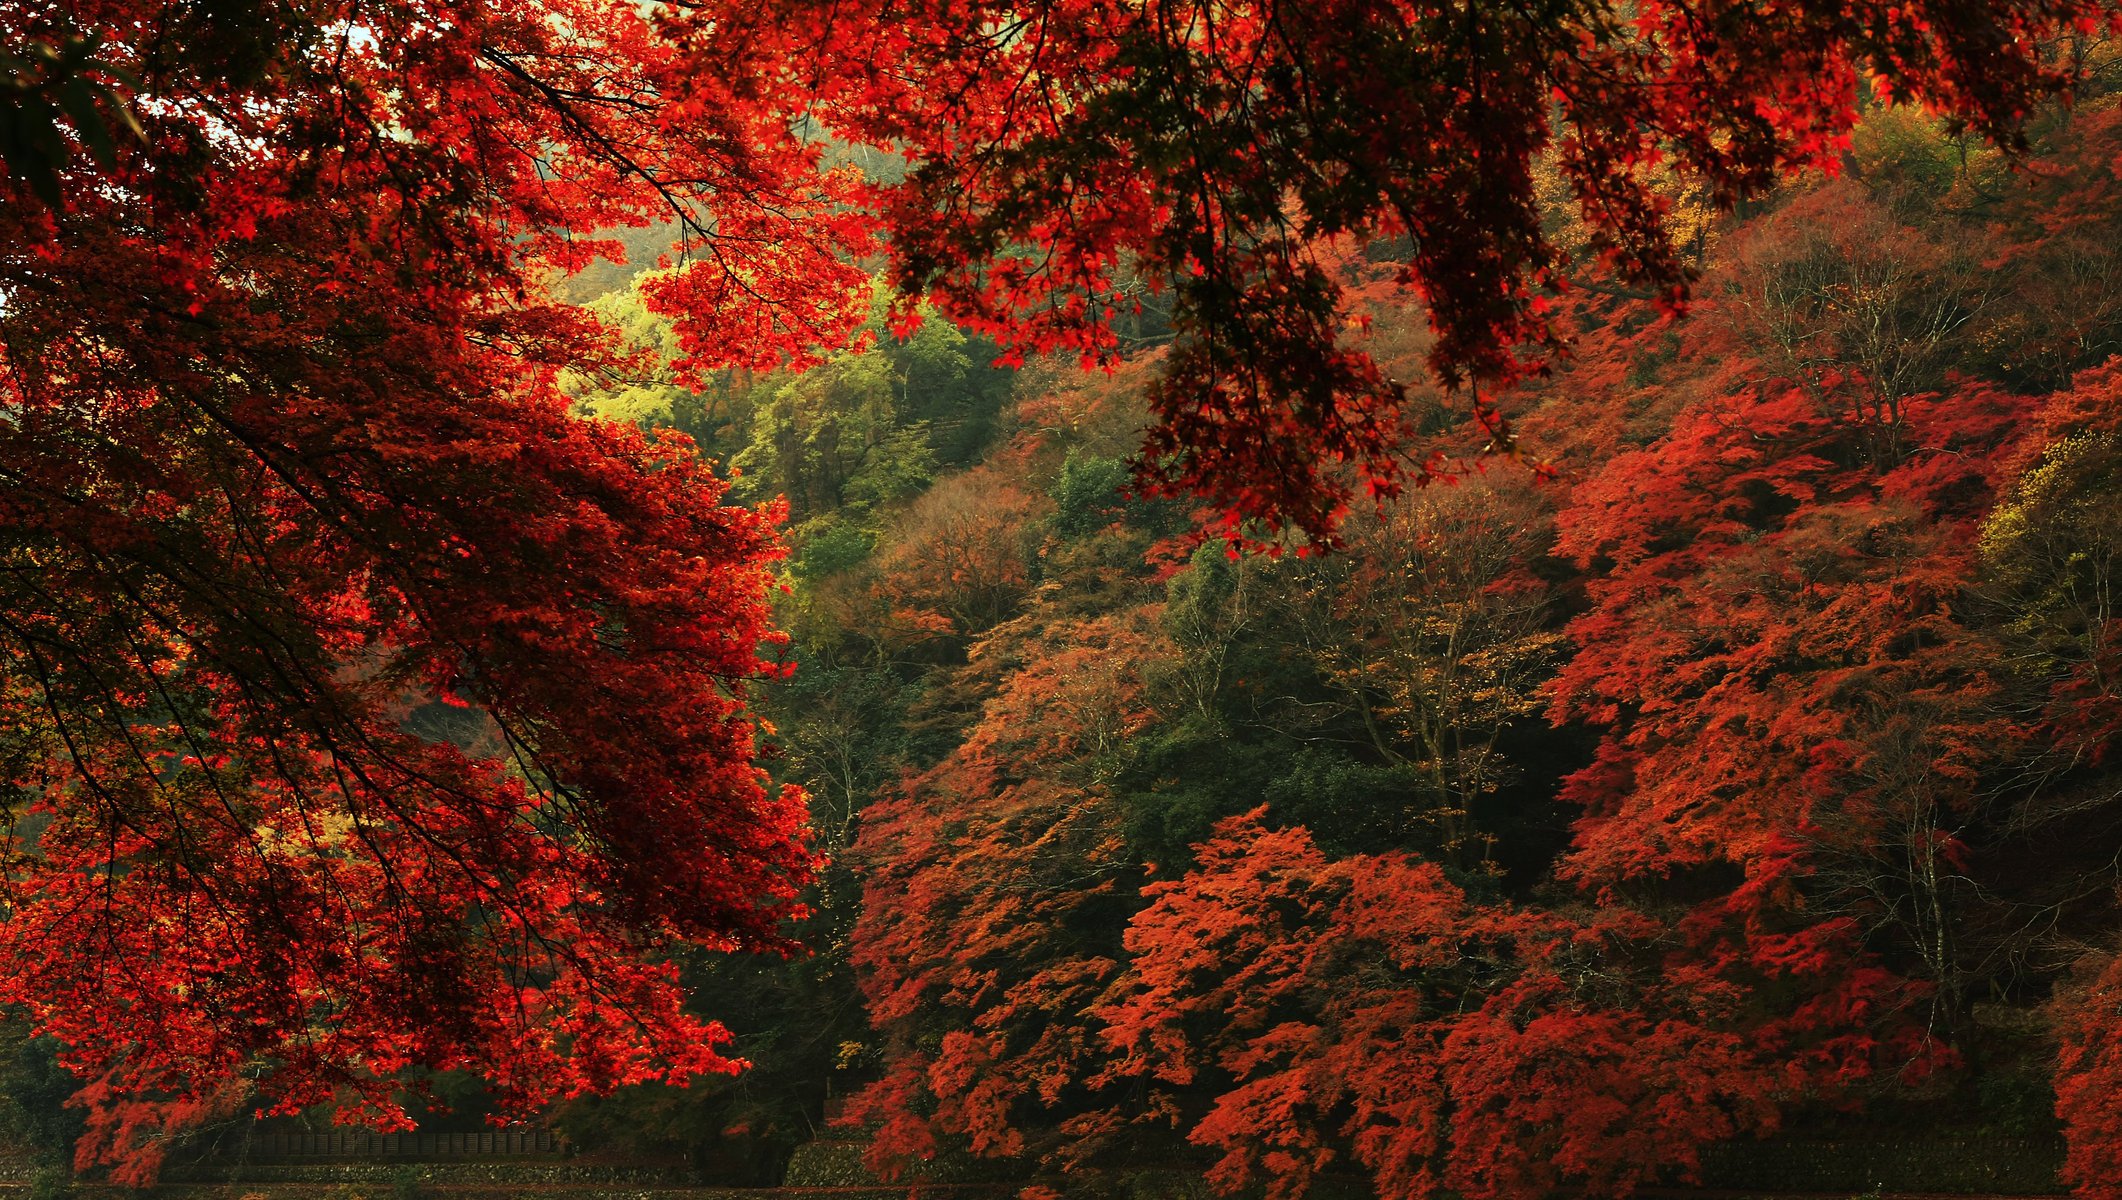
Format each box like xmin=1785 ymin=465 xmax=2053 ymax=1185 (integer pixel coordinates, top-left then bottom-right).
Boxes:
xmin=765 ymin=658 xmax=918 ymax=857
xmin=789 ymin=520 xmax=877 ymax=584
xmin=1 ymin=34 xmax=141 ymax=209
xmin=1981 ymin=428 xmax=2122 ymax=664
xmin=723 ymin=298 xmax=1006 ymax=527
xmin=732 ymin=353 xmax=899 ymax=519
xmin=1051 ymin=451 xmax=1131 ymax=536
xmin=571 ymin=282 xmax=694 ymax=430
xmin=840 ymin=425 xmax=938 ymax=512
xmin=1117 ymin=718 xmax=1287 ymax=867
xmin=0 ymin=1026 xmax=83 ymax=1167
xmin=887 ymin=310 xmax=1013 ymax=465
xmin=1849 ymin=105 xmax=1968 ymax=202
xmin=566 ymin=274 xmax=1012 ymax=518
xmin=1259 ymin=749 xmax=1430 ymax=858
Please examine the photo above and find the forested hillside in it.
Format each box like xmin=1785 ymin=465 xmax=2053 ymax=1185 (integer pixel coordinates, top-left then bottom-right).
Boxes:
xmin=8 ymin=0 xmax=2122 ymax=1196
xmin=515 ymin=63 xmax=2122 ymax=1200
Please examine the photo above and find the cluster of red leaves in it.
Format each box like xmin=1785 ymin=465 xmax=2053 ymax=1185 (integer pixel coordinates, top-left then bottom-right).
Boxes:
xmin=1552 ymin=381 xmax=2030 ymax=897
xmin=841 ymin=142 xmax=2122 ymax=1194
xmin=853 ymin=751 xmax=1915 ymax=1200
xmin=670 ymin=0 xmax=2119 ymax=541
xmin=845 ymin=610 xmax=1166 ymax=1170
xmin=1105 ymin=811 xmax=1883 ymax=1200
xmin=0 ymin=0 xmax=874 ymax=1177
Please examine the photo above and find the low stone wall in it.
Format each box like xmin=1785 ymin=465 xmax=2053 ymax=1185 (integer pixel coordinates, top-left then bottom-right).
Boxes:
xmin=1691 ymin=1139 xmax=2067 ymax=1196
xmin=782 ymin=1142 xmax=879 ymax=1190
xmin=164 ymin=1164 xmax=698 ymax=1188
xmin=0 ymin=1135 xmax=2075 ymax=1197
xmin=0 ymin=1182 xmax=1004 ymax=1200
xmin=49 ymin=1186 xmax=954 ymax=1200
xmin=791 ymin=1135 xmax=2071 ymax=1199
xmin=222 ymin=1133 xmax=562 ymax=1162
xmin=782 ymin=1140 xmax=1016 ymax=1190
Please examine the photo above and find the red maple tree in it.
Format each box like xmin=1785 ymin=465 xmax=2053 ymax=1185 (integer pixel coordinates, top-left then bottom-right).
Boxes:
xmin=674 ymin=0 xmax=2118 ymax=541
xmin=0 ymin=0 xmax=867 ymax=1177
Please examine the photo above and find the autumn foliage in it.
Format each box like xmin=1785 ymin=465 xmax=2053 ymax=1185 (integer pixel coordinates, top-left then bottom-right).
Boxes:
xmin=9 ymin=0 xmax=2122 ymax=1192
xmin=0 ymin=0 xmax=846 ymax=1178
xmin=670 ymin=0 xmax=2121 ymax=541
xmin=835 ymin=90 xmax=2122 ymax=1200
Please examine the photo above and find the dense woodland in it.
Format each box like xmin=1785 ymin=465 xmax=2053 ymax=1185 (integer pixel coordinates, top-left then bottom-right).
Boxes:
xmin=551 ymin=89 xmax=2122 ymax=1195
xmin=7 ymin=0 xmax=2122 ymax=1197
xmin=555 ymin=79 xmax=2122 ymax=1196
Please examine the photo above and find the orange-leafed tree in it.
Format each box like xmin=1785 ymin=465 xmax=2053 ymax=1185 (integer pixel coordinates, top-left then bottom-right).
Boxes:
xmin=868 ymin=467 xmax=1054 ymax=647
xmin=845 ymin=605 xmax=1170 ymax=1172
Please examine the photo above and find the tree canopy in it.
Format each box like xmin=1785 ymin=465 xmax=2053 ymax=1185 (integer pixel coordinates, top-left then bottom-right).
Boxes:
xmin=3 ymin=0 xmax=2121 ymax=1188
